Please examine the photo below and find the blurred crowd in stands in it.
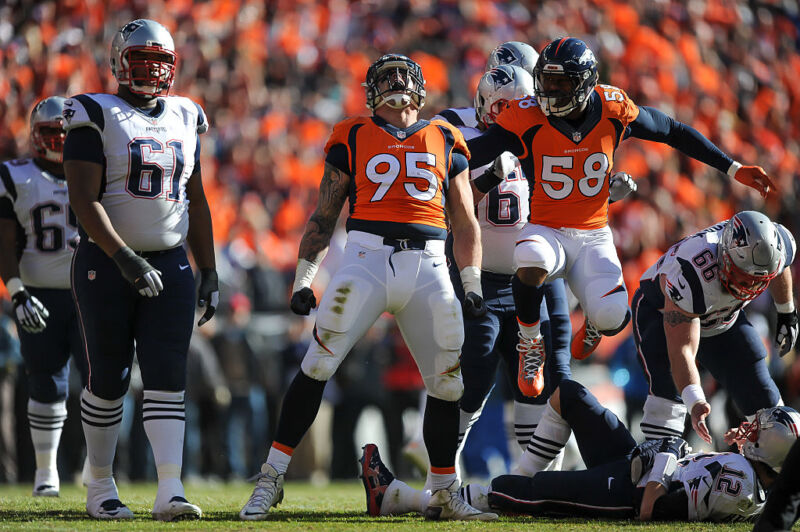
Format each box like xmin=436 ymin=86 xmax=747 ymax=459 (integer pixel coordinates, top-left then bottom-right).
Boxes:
xmin=0 ymin=0 xmax=799 ymax=484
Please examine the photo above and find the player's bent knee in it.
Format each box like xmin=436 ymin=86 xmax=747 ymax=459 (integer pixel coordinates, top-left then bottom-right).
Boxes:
xmin=514 ymin=240 xmax=556 ymax=273
xmin=426 ymin=355 xmax=464 ymax=402
xmin=588 ymin=298 xmax=629 ymax=333
xmin=429 ymin=291 xmax=464 ymax=351
xmin=300 ymin=347 xmax=341 ymax=381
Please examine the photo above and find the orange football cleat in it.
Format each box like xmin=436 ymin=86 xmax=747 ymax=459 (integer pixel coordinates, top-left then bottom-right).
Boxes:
xmin=571 ymin=319 xmax=602 ymax=360
xmin=517 ymin=332 xmax=546 ymax=397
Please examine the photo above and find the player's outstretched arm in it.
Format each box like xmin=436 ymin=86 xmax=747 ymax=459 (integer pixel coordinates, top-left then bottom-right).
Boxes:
xmin=186 ymin=167 xmax=218 ymax=326
xmin=290 ymin=162 xmax=349 ymax=315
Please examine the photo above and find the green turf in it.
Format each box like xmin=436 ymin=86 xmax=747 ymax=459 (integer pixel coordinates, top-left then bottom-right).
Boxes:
xmin=0 ymin=481 xmax=756 ymax=531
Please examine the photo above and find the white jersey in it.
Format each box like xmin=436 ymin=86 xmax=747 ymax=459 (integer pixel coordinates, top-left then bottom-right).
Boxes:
xmin=639 ymin=222 xmax=796 ymax=336
xmin=435 ymin=107 xmax=529 ymax=275
xmin=673 ymin=452 xmax=764 ymax=522
xmin=0 ymin=158 xmax=77 ymax=289
xmin=62 ymin=93 xmax=208 ymax=251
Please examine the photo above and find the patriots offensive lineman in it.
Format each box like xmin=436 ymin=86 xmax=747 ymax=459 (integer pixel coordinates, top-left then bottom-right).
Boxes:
xmin=361 ymin=379 xmax=800 ymax=523
xmin=434 ymin=63 xmax=575 ymax=467
xmin=633 ymin=211 xmax=797 ymax=444
xmin=62 ymin=19 xmax=218 ymax=520
xmin=467 ymin=38 xmax=776 ymax=403
xmin=0 ymin=96 xmax=85 ymax=497
xmin=240 ymin=53 xmax=494 ymax=522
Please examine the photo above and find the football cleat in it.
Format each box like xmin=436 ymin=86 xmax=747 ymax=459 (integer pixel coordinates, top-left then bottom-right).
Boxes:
xmin=239 ymin=462 xmax=285 ymax=521
xmin=517 ymin=332 xmax=546 ymax=397
xmin=401 ymin=438 xmax=429 ymax=477
xmin=153 ymin=495 xmax=202 ymax=521
xmin=86 ymin=478 xmax=133 ymax=519
xmin=571 ymin=319 xmax=602 ymax=360
xmin=32 ymin=469 xmax=59 ymax=497
xmin=424 ymin=481 xmax=498 ymax=521
xmin=359 ymin=444 xmax=395 ymax=516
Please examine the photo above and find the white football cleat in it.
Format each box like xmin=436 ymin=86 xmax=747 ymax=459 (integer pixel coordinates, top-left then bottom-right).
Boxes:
xmin=86 ymin=477 xmax=134 ymax=519
xmin=32 ymin=468 xmax=59 ymax=497
xmin=239 ymin=463 xmax=284 ymax=521
xmin=153 ymin=496 xmax=202 ymax=521
xmin=424 ymin=481 xmax=498 ymax=521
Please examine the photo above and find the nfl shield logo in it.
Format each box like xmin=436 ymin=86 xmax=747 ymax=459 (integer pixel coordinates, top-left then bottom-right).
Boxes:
xmin=397 ymin=131 xmax=406 ymax=139
xmin=358 ymin=251 xmax=366 ymax=259
xmin=572 ymin=131 xmax=582 ymax=142
xmin=88 ymin=270 xmax=96 ymax=280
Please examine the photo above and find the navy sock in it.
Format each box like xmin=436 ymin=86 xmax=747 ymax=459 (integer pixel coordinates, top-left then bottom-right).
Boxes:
xmin=513 ymin=274 xmax=545 ymax=326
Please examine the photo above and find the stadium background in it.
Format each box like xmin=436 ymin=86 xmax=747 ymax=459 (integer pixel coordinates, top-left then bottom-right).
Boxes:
xmin=0 ymin=0 xmax=798 ymax=487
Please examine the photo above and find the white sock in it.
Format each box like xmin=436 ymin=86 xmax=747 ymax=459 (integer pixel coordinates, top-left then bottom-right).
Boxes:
xmin=266 ymin=446 xmax=292 ymax=475
xmin=429 ymin=470 xmax=456 ymax=492
xmin=80 ymin=388 xmax=123 ymax=480
xmin=513 ymin=402 xmax=545 ymax=451
xmin=459 ymin=483 xmax=490 ymax=512
xmin=518 ymin=321 xmax=541 ymax=339
xmin=516 ymin=402 xmax=570 ymax=477
xmin=28 ymin=399 xmax=67 ymax=472
xmin=142 ymin=390 xmax=186 ymax=497
xmin=381 ymin=479 xmax=431 ymax=515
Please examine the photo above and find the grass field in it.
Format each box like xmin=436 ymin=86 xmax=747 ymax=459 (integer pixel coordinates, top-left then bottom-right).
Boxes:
xmin=0 ymin=481 xmax=757 ymax=531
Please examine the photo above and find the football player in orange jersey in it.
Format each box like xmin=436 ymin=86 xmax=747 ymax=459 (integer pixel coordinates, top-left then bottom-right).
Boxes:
xmin=467 ymin=37 xmax=776 ymax=400
xmin=240 ymin=54 xmax=496 ymax=522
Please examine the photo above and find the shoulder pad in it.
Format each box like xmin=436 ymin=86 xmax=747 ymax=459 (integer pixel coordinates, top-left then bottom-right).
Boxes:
xmin=595 ymin=84 xmax=639 ymax=124
xmin=62 ymin=94 xmax=105 ymax=133
xmin=324 ymin=117 xmax=368 ymax=155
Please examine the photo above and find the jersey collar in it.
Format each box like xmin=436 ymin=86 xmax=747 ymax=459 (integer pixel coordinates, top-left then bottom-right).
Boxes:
xmin=372 ymin=115 xmax=428 ymax=140
xmin=546 ymin=91 xmax=602 ymax=144
xmin=115 ymin=95 xmax=167 ymax=122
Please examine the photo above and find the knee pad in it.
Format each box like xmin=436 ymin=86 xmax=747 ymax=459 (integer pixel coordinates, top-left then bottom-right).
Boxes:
xmin=641 ymin=395 xmax=687 ymax=439
xmin=584 ymin=282 xmax=629 ymax=333
xmin=300 ymin=327 xmax=344 ymax=381
xmin=426 ymin=350 xmax=464 ymax=402
xmin=514 ymin=238 xmax=557 ymax=273
xmin=429 ymin=291 xmax=464 ymax=351
xmin=601 ymin=309 xmax=631 ymax=336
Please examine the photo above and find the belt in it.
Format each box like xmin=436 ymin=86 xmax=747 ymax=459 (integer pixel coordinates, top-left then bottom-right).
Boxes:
xmin=134 ymin=247 xmax=180 ymax=258
xmin=383 ymin=237 xmax=428 ymax=252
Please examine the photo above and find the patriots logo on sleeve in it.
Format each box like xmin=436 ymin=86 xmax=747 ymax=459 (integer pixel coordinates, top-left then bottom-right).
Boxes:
xmin=666 ymin=280 xmax=684 ymax=302
xmin=62 ymin=108 xmax=75 ymax=123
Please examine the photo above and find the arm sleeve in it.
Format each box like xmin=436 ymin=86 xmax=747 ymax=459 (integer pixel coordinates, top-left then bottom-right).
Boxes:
xmin=325 ymin=143 xmax=350 ymax=175
xmin=63 ymin=127 xmax=104 ymax=164
xmin=449 ymin=152 xmax=468 ymax=178
xmin=467 ymin=124 xmax=524 ymax=169
xmin=650 ymin=486 xmax=689 ymax=521
xmin=627 ymin=106 xmax=734 ymax=174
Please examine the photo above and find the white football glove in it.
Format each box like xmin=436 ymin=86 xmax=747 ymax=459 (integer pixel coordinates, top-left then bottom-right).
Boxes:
xmin=609 ymin=172 xmax=637 ymax=202
xmin=491 ymin=151 xmax=517 ymax=179
xmin=11 ymin=289 xmax=49 ymax=333
xmin=137 ymin=269 xmax=164 ymax=298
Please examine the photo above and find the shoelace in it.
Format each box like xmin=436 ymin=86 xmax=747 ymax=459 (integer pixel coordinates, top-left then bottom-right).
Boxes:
xmin=583 ymin=321 xmax=602 ymax=346
xmin=446 ymin=489 xmax=479 ymax=516
xmin=517 ymin=331 xmax=544 ymax=379
xmin=248 ymin=474 xmax=279 ymax=506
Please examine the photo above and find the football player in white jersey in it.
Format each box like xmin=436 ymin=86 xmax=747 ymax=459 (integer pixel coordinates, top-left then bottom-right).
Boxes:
xmin=632 ymin=211 xmax=796 ymax=444
xmin=62 ymin=19 xmax=217 ymax=521
xmin=361 ymin=379 xmax=800 ymax=523
xmin=432 ymin=63 xmax=575 ymax=472
xmin=0 ymin=96 xmax=85 ymax=497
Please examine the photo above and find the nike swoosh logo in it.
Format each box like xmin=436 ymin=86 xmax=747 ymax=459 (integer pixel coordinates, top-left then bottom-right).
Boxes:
xmin=677 ymin=279 xmax=686 ymax=289
xmin=179 ymin=264 xmax=190 ymax=270
xmin=433 ymin=262 xmax=443 ymax=268
xmin=243 ymin=511 xmax=266 ymax=516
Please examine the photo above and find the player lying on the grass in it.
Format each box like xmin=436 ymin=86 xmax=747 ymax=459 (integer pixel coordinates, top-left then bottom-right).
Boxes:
xmin=360 ymin=379 xmax=800 ymax=522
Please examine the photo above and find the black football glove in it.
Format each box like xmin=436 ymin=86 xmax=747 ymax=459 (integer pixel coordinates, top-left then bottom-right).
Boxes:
xmin=290 ymin=287 xmax=316 ymax=315
xmin=11 ymin=289 xmax=49 ymax=333
xmin=462 ymin=291 xmax=487 ymax=319
xmin=112 ymin=246 xmax=163 ymax=297
xmin=776 ymin=309 xmax=799 ymax=357
xmin=630 ymin=436 xmax=689 ymax=484
xmin=197 ymin=268 xmax=219 ymax=326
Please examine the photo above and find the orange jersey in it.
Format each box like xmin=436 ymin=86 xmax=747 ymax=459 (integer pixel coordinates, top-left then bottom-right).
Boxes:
xmin=324 ymin=116 xmax=469 ymax=240
xmin=495 ymin=85 xmax=639 ymax=230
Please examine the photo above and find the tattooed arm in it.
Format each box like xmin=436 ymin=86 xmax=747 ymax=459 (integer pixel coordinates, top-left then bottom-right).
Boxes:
xmin=290 ymin=162 xmax=351 ymax=305
xmin=660 ymin=275 xmax=711 ymax=443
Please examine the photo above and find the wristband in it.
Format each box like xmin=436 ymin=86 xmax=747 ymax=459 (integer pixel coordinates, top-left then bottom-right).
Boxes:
xmin=775 ymin=300 xmax=796 ymax=314
xmin=472 ymin=168 xmax=503 ymax=194
xmin=646 ymin=452 xmax=677 ymax=488
xmin=727 ymin=161 xmax=742 ymax=178
xmin=292 ymin=258 xmax=321 ymax=294
xmin=681 ymin=384 xmax=706 ymax=411
xmin=5 ymin=277 xmax=24 ymax=296
xmin=460 ymin=266 xmax=482 ymax=297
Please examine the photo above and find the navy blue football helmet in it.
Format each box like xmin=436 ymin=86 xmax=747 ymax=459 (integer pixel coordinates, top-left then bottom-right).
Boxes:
xmin=363 ymin=54 xmax=426 ymax=111
xmin=533 ymin=37 xmax=598 ymax=117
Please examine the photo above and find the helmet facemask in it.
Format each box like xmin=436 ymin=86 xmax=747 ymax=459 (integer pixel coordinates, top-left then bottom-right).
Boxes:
xmin=534 ymin=68 xmax=594 ymax=117
xmin=719 ymin=249 xmax=778 ymax=300
xmin=718 ymin=212 xmax=783 ymax=301
xmin=32 ymin=121 xmax=65 ymax=163
xmin=364 ymin=55 xmax=426 ymax=112
xmin=118 ymin=47 xmax=176 ymax=97
xmin=733 ymin=407 xmax=800 ymax=473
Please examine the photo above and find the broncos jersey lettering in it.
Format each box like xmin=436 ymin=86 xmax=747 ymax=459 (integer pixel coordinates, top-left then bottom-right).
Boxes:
xmin=435 ymin=107 xmax=529 ymax=274
xmin=0 ymin=159 xmax=77 ymax=289
xmin=673 ymin=453 xmax=763 ymax=522
xmin=324 ymin=116 xmax=469 ymax=240
xmin=495 ymin=84 xmax=639 ymax=230
xmin=640 ymin=223 xmax=795 ymax=336
xmin=63 ymin=93 xmax=207 ymax=251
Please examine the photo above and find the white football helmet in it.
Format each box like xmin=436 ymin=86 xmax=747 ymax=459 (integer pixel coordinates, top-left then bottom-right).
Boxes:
xmin=474 ymin=65 xmax=534 ymax=127
xmin=110 ymin=19 xmax=176 ymax=97
xmin=732 ymin=406 xmax=800 ymax=473
xmin=486 ymin=41 xmax=539 ymax=75
xmin=718 ymin=211 xmax=784 ymax=300
xmin=30 ymin=96 xmax=67 ymax=163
